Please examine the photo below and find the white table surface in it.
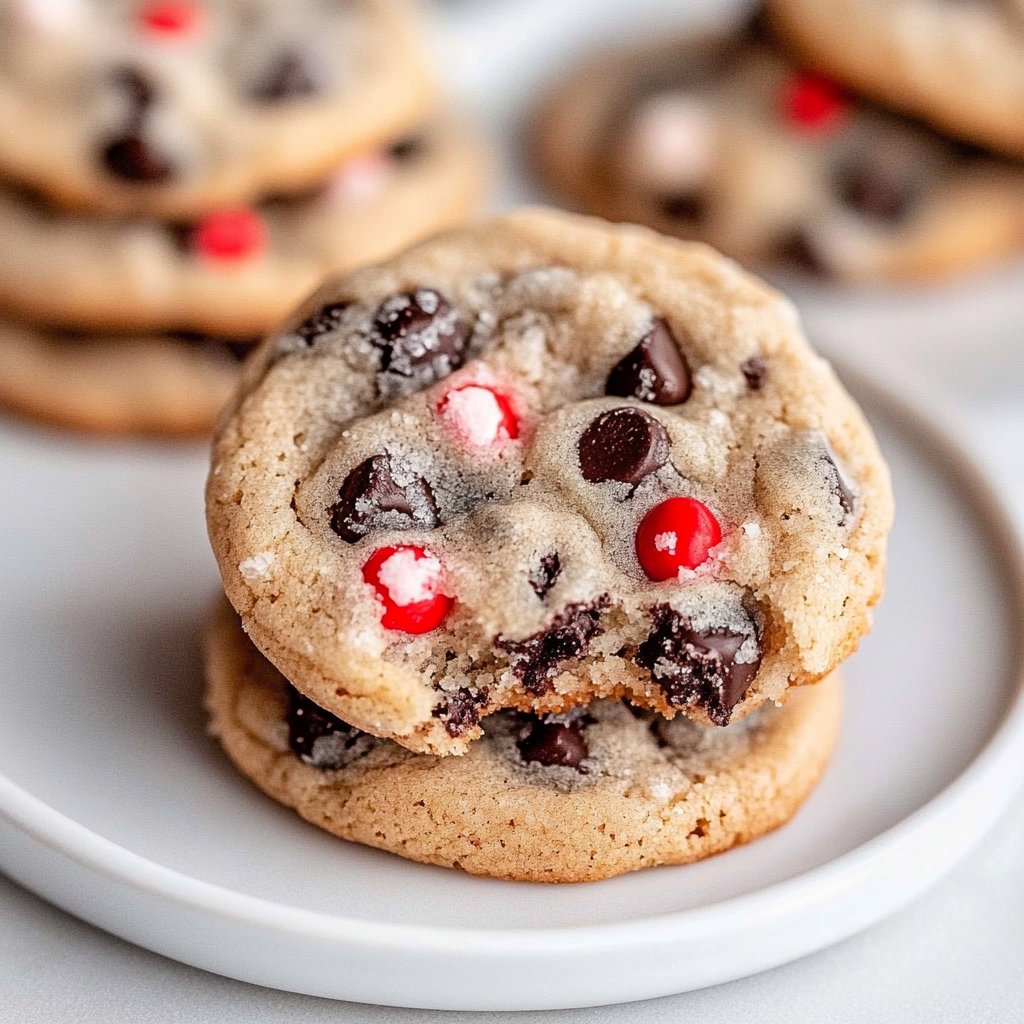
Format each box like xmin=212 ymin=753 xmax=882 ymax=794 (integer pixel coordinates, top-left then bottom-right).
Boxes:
xmin=3 ymin=0 xmax=1024 ymax=1018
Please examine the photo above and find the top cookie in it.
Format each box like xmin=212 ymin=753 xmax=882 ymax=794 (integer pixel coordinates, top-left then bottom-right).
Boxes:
xmin=766 ymin=0 xmax=1024 ymax=159
xmin=207 ymin=209 xmax=892 ymax=755
xmin=0 ymin=0 xmax=438 ymax=216
xmin=534 ymin=23 xmax=1024 ymax=281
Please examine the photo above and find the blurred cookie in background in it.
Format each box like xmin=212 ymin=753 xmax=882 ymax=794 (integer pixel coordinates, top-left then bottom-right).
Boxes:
xmin=532 ymin=21 xmax=1024 ymax=282
xmin=0 ymin=321 xmax=247 ymax=436
xmin=0 ymin=0 xmax=439 ymax=217
xmin=766 ymin=0 xmax=1024 ymax=161
xmin=0 ymin=118 xmax=489 ymax=338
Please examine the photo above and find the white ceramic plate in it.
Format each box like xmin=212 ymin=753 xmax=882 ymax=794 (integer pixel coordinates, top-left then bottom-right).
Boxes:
xmin=1 ymin=367 xmax=1022 ymax=1011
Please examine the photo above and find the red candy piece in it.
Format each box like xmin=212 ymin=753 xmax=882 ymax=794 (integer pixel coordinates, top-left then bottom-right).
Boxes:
xmin=193 ymin=209 xmax=267 ymax=262
xmin=781 ymin=72 xmax=847 ymax=134
xmin=139 ymin=0 xmax=203 ymax=36
xmin=438 ymin=384 xmax=518 ymax=446
xmin=635 ymin=497 xmax=722 ymax=581
xmin=362 ymin=545 xmax=452 ymax=634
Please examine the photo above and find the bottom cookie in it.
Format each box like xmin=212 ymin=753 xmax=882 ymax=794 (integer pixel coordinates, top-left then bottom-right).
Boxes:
xmin=0 ymin=320 xmax=245 ymax=437
xmin=205 ymin=603 xmax=842 ymax=883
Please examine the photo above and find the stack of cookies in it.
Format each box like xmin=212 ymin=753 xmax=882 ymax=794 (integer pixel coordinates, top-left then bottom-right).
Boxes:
xmin=0 ymin=0 xmax=487 ymax=436
xmin=534 ymin=3 xmax=1024 ymax=283
xmin=204 ymin=209 xmax=893 ymax=882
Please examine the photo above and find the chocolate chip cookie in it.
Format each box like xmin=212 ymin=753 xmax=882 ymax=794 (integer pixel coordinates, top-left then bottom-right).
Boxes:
xmin=0 ymin=119 xmax=488 ymax=337
xmin=767 ymin=0 xmax=1024 ymax=159
xmin=533 ymin=24 xmax=1024 ymax=281
xmin=206 ymin=209 xmax=891 ymax=755
xmin=205 ymin=601 xmax=843 ymax=882
xmin=0 ymin=0 xmax=438 ymax=216
xmin=0 ymin=319 xmax=244 ymax=435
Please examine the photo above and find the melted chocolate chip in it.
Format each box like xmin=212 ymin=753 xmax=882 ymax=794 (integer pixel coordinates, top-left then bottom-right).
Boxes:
xmin=741 ymin=356 xmax=767 ymax=391
xmin=112 ymin=65 xmax=156 ymax=117
xmin=387 ymin=135 xmax=426 ymax=163
xmin=100 ymin=134 xmax=174 ymax=183
xmin=819 ymin=444 xmax=857 ymax=518
xmin=657 ymin=191 xmax=708 ymax=224
xmin=528 ymin=552 xmax=562 ymax=600
xmin=372 ymin=288 xmax=469 ymax=388
xmin=295 ymin=301 xmax=351 ymax=344
xmin=607 ymin=318 xmax=692 ymax=406
xmin=433 ymin=687 xmax=490 ymax=738
xmin=517 ymin=717 xmax=590 ymax=771
xmin=498 ymin=599 xmax=608 ymax=695
xmin=578 ymin=407 xmax=669 ymax=485
xmin=328 ymin=454 xmax=438 ymax=543
xmin=838 ymin=164 xmax=916 ymax=225
xmin=636 ymin=605 xmax=761 ymax=725
xmin=253 ymin=49 xmax=322 ymax=102
xmin=287 ymin=685 xmax=373 ymax=769
xmin=774 ymin=227 xmax=828 ymax=275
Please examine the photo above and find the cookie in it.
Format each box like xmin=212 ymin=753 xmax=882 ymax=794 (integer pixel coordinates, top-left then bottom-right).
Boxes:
xmin=207 ymin=209 xmax=891 ymax=754
xmin=0 ymin=0 xmax=438 ymax=217
xmin=0 ymin=119 xmax=488 ymax=338
xmin=205 ymin=601 xmax=843 ymax=883
xmin=767 ymin=0 xmax=1024 ymax=160
xmin=0 ymin=320 xmax=244 ymax=436
xmin=533 ymin=26 xmax=1024 ymax=281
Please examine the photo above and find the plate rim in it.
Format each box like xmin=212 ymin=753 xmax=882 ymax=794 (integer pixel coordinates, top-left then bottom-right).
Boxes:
xmin=2 ymin=359 xmax=1023 ymax=959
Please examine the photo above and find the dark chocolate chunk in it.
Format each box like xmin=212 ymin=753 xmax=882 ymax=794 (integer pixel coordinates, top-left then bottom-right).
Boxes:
xmin=819 ymin=443 xmax=856 ymax=518
xmin=100 ymin=133 xmax=174 ymax=183
xmin=328 ymin=454 xmax=438 ymax=543
xmin=837 ymin=164 xmax=916 ymax=225
xmin=498 ymin=598 xmax=608 ymax=695
xmin=774 ymin=227 xmax=828 ymax=275
xmin=517 ymin=717 xmax=590 ymax=771
xmin=433 ymin=687 xmax=490 ymax=738
xmin=741 ymin=355 xmax=767 ymax=390
xmin=528 ymin=552 xmax=562 ymax=600
xmin=287 ymin=685 xmax=373 ymax=769
xmin=371 ymin=288 xmax=469 ymax=386
xmin=295 ymin=301 xmax=351 ymax=344
xmin=657 ymin=190 xmax=708 ymax=224
xmin=578 ymin=407 xmax=669 ymax=485
xmin=252 ymin=49 xmax=322 ymax=102
xmin=606 ymin=318 xmax=692 ymax=406
xmin=636 ymin=605 xmax=761 ymax=725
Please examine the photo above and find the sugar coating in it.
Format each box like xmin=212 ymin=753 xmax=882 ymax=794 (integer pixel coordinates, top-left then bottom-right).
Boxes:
xmin=205 ymin=602 xmax=844 ymax=882
xmin=0 ymin=0 xmax=439 ymax=218
xmin=534 ymin=27 xmax=1024 ymax=282
xmin=207 ymin=209 xmax=892 ymax=755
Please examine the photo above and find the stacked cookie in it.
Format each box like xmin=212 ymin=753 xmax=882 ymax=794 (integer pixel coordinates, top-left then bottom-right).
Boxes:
xmin=205 ymin=210 xmax=893 ymax=882
xmin=0 ymin=0 xmax=487 ymax=435
xmin=534 ymin=4 xmax=1024 ymax=283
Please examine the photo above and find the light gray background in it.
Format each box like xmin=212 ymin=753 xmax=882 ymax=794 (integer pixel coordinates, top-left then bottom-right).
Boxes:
xmin=4 ymin=0 xmax=1024 ymax=1018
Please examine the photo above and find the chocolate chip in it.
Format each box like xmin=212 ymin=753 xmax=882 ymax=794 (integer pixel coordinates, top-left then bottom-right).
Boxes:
xmin=372 ymin=288 xmax=469 ymax=388
xmin=295 ymin=301 xmax=351 ymax=344
xmin=433 ymin=687 xmax=490 ymax=738
xmin=253 ymin=49 xmax=322 ymax=102
xmin=837 ymin=164 xmax=916 ymax=225
xmin=607 ymin=318 xmax=692 ymax=406
xmin=328 ymin=454 xmax=438 ymax=543
xmin=528 ymin=552 xmax=562 ymax=600
xmin=636 ymin=605 xmax=761 ymax=725
xmin=578 ymin=407 xmax=669 ymax=485
xmin=387 ymin=135 xmax=426 ymax=163
xmin=657 ymin=191 xmax=708 ymax=224
xmin=112 ymin=65 xmax=156 ymax=118
xmin=774 ymin=227 xmax=828 ymax=275
xmin=287 ymin=685 xmax=373 ymax=769
xmin=741 ymin=356 xmax=767 ymax=390
xmin=100 ymin=133 xmax=174 ymax=183
xmin=819 ymin=443 xmax=856 ymax=518
xmin=517 ymin=717 xmax=590 ymax=771
xmin=498 ymin=599 xmax=608 ymax=695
